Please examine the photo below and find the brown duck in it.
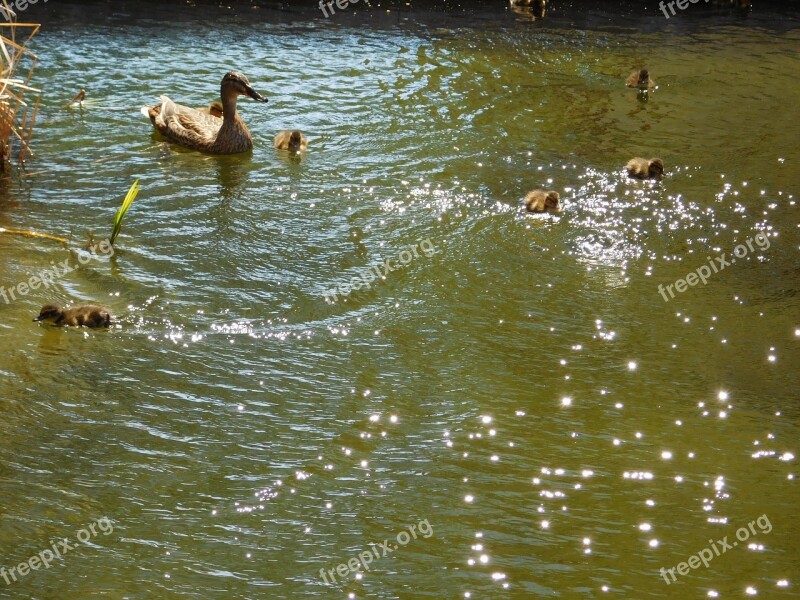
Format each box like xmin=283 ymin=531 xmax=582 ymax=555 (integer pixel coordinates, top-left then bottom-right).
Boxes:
xmin=34 ymin=304 xmax=113 ymax=328
xmin=626 ymin=69 xmax=655 ymax=90
xmin=524 ymin=190 xmax=561 ymax=213
xmin=626 ymin=157 xmax=664 ymax=179
xmin=141 ymin=72 xmax=268 ymax=154
xmin=273 ymin=130 xmax=308 ymax=152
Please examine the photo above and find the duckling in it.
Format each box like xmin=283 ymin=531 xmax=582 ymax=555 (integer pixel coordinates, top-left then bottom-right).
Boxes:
xmin=509 ymin=0 xmax=546 ymax=17
xmin=524 ymin=190 xmax=561 ymax=213
xmin=626 ymin=157 xmax=664 ymax=179
xmin=198 ymin=99 xmax=224 ymax=118
xmin=274 ymin=130 xmax=308 ymax=152
xmin=34 ymin=304 xmax=113 ymax=328
xmin=510 ymin=0 xmax=545 ymax=7
xmin=626 ymin=69 xmax=655 ymax=90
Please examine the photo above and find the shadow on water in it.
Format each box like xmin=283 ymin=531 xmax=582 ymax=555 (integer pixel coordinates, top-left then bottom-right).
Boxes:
xmin=211 ymin=153 xmax=253 ymax=233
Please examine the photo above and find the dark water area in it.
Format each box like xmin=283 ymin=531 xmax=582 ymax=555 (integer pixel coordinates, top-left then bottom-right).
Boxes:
xmin=0 ymin=0 xmax=798 ymax=598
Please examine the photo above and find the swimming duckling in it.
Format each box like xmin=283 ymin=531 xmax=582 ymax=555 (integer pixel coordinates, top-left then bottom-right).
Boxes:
xmin=626 ymin=157 xmax=664 ymax=179
xmin=509 ymin=0 xmax=546 ymax=17
xmin=524 ymin=190 xmax=561 ymax=213
xmin=510 ymin=0 xmax=545 ymax=7
xmin=626 ymin=69 xmax=655 ymax=90
xmin=34 ymin=304 xmax=113 ymax=328
xmin=274 ymin=130 xmax=308 ymax=152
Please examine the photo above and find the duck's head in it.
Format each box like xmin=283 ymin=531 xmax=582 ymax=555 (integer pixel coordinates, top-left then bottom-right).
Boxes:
xmin=649 ymin=158 xmax=664 ymax=178
xmin=544 ymin=191 xmax=561 ymax=212
xmin=221 ymin=72 xmax=268 ymax=103
xmin=288 ymin=131 xmax=303 ymax=150
xmin=34 ymin=304 xmax=63 ymax=322
xmin=639 ymin=69 xmax=650 ymax=83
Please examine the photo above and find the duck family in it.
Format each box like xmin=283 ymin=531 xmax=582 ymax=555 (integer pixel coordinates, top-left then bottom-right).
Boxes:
xmin=35 ymin=66 xmax=665 ymax=324
xmin=141 ymin=72 xmax=268 ymax=154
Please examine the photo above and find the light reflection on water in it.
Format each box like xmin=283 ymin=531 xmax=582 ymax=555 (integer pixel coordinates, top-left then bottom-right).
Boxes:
xmin=0 ymin=1 xmax=798 ymax=598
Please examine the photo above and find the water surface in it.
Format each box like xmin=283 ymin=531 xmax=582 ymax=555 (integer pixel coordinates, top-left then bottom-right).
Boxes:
xmin=0 ymin=1 xmax=798 ymax=598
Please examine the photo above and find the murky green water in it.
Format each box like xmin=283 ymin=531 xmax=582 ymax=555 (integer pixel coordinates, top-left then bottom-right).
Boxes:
xmin=1 ymin=1 xmax=798 ymax=597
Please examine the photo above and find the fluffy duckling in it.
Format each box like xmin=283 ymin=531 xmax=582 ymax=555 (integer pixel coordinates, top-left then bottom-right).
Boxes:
xmin=273 ymin=130 xmax=308 ymax=152
xmin=510 ymin=0 xmax=546 ymax=17
xmin=199 ymin=100 xmax=224 ymax=118
xmin=626 ymin=157 xmax=664 ymax=179
xmin=626 ymin=69 xmax=655 ymax=89
xmin=34 ymin=304 xmax=113 ymax=328
xmin=524 ymin=190 xmax=561 ymax=213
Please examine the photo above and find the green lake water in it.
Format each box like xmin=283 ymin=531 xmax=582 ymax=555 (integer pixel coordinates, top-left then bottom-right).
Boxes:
xmin=0 ymin=1 xmax=798 ymax=597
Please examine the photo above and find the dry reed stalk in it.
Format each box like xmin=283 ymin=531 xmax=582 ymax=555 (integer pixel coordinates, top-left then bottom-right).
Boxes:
xmin=0 ymin=227 xmax=69 ymax=244
xmin=0 ymin=0 xmax=40 ymax=168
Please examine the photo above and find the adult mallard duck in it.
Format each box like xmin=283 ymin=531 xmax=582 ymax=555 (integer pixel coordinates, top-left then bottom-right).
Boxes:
xmin=34 ymin=304 xmax=113 ymax=328
xmin=274 ymin=130 xmax=308 ymax=152
xmin=141 ymin=72 xmax=268 ymax=154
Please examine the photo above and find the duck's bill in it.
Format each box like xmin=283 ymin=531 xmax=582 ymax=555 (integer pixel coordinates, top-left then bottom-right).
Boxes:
xmin=245 ymin=85 xmax=268 ymax=103
xmin=33 ymin=316 xmax=44 ymax=321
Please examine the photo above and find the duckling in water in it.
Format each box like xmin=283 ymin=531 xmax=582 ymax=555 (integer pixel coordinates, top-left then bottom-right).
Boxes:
xmin=274 ymin=130 xmax=308 ymax=152
xmin=626 ymin=69 xmax=655 ymax=90
xmin=509 ymin=0 xmax=545 ymax=7
xmin=141 ymin=71 xmax=268 ymax=154
xmin=626 ymin=157 xmax=664 ymax=179
xmin=524 ymin=190 xmax=561 ymax=213
xmin=509 ymin=0 xmax=546 ymax=18
xmin=34 ymin=304 xmax=113 ymax=328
